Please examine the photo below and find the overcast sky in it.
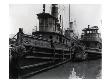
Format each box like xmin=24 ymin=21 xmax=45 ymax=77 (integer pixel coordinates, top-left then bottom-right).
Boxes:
xmin=9 ymin=4 xmax=102 ymax=36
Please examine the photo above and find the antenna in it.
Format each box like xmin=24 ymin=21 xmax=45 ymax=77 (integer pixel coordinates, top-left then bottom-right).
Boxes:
xmin=43 ymin=4 xmax=45 ymax=13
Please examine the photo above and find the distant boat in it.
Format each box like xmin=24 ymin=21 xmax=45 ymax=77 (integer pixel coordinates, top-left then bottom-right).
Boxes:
xmin=80 ymin=25 xmax=102 ymax=60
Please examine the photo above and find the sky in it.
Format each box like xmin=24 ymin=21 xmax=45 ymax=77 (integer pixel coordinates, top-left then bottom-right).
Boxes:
xmin=9 ymin=4 xmax=102 ymax=36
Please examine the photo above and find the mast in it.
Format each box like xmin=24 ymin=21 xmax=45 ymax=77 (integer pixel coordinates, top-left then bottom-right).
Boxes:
xmin=69 ymin=4 xmax=70 ymax=28
xmin=62 ymin=17 xmax=63 ymax=35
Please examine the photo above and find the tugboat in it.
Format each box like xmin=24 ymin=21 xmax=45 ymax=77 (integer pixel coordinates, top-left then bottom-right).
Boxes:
xmin=80 ymin=25 xmax=102 ymax=60
xmin=20 ymin=4 xmax=72 ymax=60
xmin=9 ymin=4 xmax=75 ymax=78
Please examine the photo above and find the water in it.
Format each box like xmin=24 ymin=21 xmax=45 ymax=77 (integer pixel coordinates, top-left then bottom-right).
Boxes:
xmin=29 ymin=59 xmax=102 ymax=79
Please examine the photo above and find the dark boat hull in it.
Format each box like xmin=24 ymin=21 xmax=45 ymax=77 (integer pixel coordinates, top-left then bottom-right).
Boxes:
xmin=85 ymin=49 xmax=102 ymax=60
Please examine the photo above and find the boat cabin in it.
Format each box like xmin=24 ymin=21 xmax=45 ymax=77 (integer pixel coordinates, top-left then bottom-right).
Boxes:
xmin=81 ymin=25 xmax=102 ymax=49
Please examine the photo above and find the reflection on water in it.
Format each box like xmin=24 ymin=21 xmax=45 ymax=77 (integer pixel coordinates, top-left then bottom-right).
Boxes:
xmin=69 ymin=59 xmax=102 ymax=79
xmin=29 ymin=59 xmax=102 ymax=79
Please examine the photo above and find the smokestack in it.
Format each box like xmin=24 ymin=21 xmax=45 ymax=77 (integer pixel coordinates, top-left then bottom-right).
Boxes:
xmin=51 ymin=4 xmax=58 ymax=18
xmin=19 ymin=28 xmax=23 ymax=33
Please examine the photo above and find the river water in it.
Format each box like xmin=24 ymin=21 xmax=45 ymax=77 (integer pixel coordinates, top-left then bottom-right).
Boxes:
xmin=29 ymin=59 xmax=102 ymax=79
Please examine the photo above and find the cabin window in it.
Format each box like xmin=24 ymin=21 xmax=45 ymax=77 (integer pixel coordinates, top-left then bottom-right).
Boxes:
xmin=56 ymin=36 xmax=59 ymax=40
xmin=55 ymin=36 xmax=58 ymax=42
xmin=49 ymin=35 xmax=53 ymax=40
xmin=39 ymin=34 xmax=42 ymax=39
xmin=59 ymin=37 xmax=62 ymax=43
xmin=91 ymin=31 xmax=93 ymax=33
xmin=66 ymin=40 xmax=67 ymax=44
xmin=55 ymin=26 xmax=56 ymax=31
xmin=63 ymin=38 xmax=65 ymax=44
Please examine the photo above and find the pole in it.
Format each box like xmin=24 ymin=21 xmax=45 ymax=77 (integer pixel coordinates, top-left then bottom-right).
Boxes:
xmin=62 ymin=17 xmax=63 ymax=35
xmin=69 ymin=4 xmax=70 ymax=28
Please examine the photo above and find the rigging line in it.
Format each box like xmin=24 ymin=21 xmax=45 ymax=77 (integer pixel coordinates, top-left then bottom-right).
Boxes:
xmin=12 ymin=33 xmax=17 ymax=39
